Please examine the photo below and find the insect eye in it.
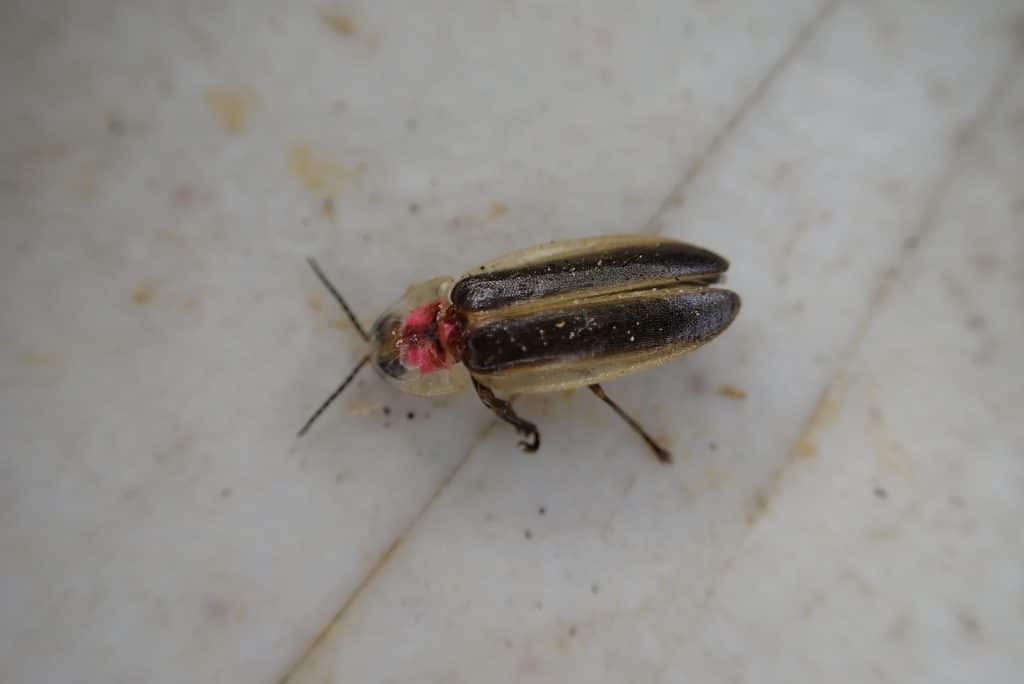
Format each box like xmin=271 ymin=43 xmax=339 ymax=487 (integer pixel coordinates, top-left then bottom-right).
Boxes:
xmin=377 ymin=353 xmax=406 ymax=379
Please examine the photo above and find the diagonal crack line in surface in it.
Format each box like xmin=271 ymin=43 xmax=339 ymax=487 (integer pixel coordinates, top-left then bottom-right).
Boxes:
xmin=667 ymin=51 xmax=1023 ymax=659
xmin=643 ymin=0 xmax=843 ymax=234
xmin=275 ymin=421 xmax=496 ymax=684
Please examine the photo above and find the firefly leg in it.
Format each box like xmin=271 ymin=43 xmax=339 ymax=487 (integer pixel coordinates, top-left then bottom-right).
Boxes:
xmin=472 ymin=379 xmax=541 ymax=452
xmin=588 ymin=384 xmax=672 ymax=464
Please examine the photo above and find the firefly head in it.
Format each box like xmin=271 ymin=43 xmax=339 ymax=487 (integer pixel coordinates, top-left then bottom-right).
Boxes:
xmin=369 ymin=276 xmax=469 ymax=396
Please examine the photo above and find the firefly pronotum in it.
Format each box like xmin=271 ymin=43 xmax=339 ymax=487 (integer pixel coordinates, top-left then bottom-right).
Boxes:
xmin=299 ymin=235 xmax=740 ymax=463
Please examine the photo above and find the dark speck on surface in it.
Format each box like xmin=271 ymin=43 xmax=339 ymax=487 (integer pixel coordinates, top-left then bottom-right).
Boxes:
xmin=382 ymin=406 xmax=391 ymax=416
xmin=203 ymin=597 xmax=231 ymax=622
xmin=407 ymin=411 xmax=415 ymax=420
xmin=591 ymin=584 xmax=600 ymax=594
xmin=873 ymin=485 xmax=888 ymax=500
xmin=524 ymin=529 xmax=533 ymax=540
xmin=107 ymin=115 xmax=125 ymax=135
xmin=957 ymin=610 xmax=982 ymax=640
xmin=965 ymin=314 xmax=986 ymax=331
xmin=538 ymin=506 xmax=546 ymax=516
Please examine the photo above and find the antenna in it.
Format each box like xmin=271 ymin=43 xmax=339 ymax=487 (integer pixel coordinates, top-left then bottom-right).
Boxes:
xmin=297 ymin=354 xmax=369 ymax=437
xmin=306 ymin=257 xmax=369 ymax=342
xmin=298 ymin=257 xmax=372 ymax=437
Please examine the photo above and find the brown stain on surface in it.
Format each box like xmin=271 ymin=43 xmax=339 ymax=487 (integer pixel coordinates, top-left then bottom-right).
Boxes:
xmin=288 ymin=143 xmax=356 ymax=194
xmin=321 ymin=197 xmax=335 ymax=221
xmin=205 ymin=86 xmax=261 ymax=133
xmin=322 ymin=11 xmax=356 ymax=36
xmin=131 ymin=281 xmax=157 ymax=304
xmin=793 ymin=438 xmax=817 ymax=459
xmin=788 ymin=380 xmax=846 ymax=462
xmin=717 ymin=385 xmax=747 ymax=400
xmin=488 ymin=201 xmax=508 ymax=219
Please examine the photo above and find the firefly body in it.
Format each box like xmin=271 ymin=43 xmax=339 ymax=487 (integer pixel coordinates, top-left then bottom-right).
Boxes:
xmin=300 ymin=235 xmax=740 ymax=463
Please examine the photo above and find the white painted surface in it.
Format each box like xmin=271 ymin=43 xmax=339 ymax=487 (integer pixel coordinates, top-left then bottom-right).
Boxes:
xmin=2 ymin=2 xmax=1021 ymax=683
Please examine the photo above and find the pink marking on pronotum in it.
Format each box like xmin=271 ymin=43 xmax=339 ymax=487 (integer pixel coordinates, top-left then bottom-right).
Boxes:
xmin=404 ymin=342 xmax=447 ymax=373
xmin=398 ymin=300 xmax=452 ymax=374
xmin=403 ymin=301 xmax=439 ymax=331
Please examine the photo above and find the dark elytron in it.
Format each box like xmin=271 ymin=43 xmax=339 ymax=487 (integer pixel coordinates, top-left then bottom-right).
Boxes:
xmin=451 ymin=243 xmax=728 ymax=312
xmin=463 ymin=288 xmax=740 ymax=374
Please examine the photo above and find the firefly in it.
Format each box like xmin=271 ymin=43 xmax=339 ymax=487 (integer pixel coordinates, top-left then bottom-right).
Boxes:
xmin=299 ymin=235 xmax=740 ymax=463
